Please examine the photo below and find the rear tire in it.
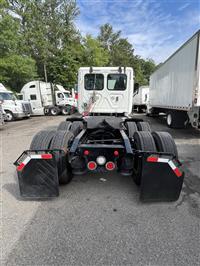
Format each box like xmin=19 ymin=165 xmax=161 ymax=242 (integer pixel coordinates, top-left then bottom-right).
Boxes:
xmin=137 ymin=122 xmax=151 ymax=131
xmin=30 ymin=130 xmax=56 ymax=150
xmin=57 ymin=121 xmax=72 ymax=131
xmin=50 ymin=130 xmax=74 ymax=184
xmin=133 ymin=131 xmax=157 ymax=185
xmin=50 ymin=107 xmax=60 ymax=116
xmin=70 ymin=121 xmax=83 ymax=136
xmin=126 ymin=122 xmax=138 ymax=138
xmin=152 ymin=131 xmax=178 ymax=158
xmin=61 ymin=106 xmax=70 ymax=115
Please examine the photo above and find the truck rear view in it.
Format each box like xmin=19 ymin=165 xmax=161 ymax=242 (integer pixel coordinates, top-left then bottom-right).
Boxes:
xmin=148 ymin=30 xmax=200 ymax=129
xmin=14 ymin=67 xmax=184 ymax=202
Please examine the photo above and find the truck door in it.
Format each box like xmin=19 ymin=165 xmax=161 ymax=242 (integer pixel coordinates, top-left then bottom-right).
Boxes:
xmin=28 ymin=85 xmax=43 ymax=115
xmin=56 ymin=92 xmax=65 ymax=106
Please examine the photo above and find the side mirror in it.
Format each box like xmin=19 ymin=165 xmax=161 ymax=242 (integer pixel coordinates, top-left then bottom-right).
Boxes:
xmin=134 ymin=83 xmax=139 ymax=93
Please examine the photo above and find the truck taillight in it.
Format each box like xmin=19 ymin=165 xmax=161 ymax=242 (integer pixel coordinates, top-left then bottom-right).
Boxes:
xmin=105 ymin=162 xmax=115 ymax=171
xmin=87 ymin=161 xmax=97 ymax=170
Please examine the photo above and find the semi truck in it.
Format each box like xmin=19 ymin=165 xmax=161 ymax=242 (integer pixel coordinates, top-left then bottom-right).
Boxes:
xmin=0 ymin=100 xmax=6 ymax=127
xmin=20 ymin=81 xmax=77 ymax=116
xmin=14 ymin=67 xmax=184 ymax=202
xmin=148 ymin=30 xmax=200 ymax=129
xmin=0 ymin=83 xmax=32 ymax=121
xmin=133 ymin=86 xmax=149 ymax=113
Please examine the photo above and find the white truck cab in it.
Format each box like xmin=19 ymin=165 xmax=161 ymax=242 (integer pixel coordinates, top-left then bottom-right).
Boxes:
xmin=20 ymin=81 xmax=77 ymax=115
xmin=78 ymin=67 xmax=134 ymax=116
xmin=0 ymin=83 xmax=32 ymax=121
xmin=133 ymin=86 xmax=149 ymax=113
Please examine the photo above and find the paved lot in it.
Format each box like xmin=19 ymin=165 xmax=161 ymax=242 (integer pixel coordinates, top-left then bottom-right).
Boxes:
xmin=1 ymin=114 xmax=200 ymax=266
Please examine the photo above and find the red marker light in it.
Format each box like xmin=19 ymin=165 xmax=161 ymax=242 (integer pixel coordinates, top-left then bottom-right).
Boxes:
xmin=87 ymin=161 xmax=97 ymax=170
xmin=114 ymin=150 xmax=119 ymax=156
xmin=84 ymin=150 xmax=90 ymax=156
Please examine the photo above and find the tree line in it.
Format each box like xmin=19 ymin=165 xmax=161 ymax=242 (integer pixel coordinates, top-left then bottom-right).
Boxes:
xmin=0 ymin=0 xmax=157 ymax=92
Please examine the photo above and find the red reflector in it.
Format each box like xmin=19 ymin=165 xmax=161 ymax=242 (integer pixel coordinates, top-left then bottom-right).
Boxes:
xmin=114 ymin=150 xmax=119 ymax=156
xmin=41 ymin=154 xmax=52 ymax=159
xmin=174 ymin=167 xmax=182 ymax=177
xmin=147 ymin=156 xmax=158 ymax=162
xmin=17 ymin=163 xmax=25 ymax=171
xmin=87 ymin=161 xmax=97 ymax=170
xmin=106 ymin=161 xmax=115 ymax=171
xmin=84 ymin=150 xmax=90 ymax=156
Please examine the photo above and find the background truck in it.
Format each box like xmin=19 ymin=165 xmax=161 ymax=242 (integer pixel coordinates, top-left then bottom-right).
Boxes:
xmin=20 ymin=81 xmax=77 ymax=116
xmin=0 ymin=100 xmax=6 ymax=127
xmin=15 ymin=67 xmax=184 ymax=202
xmin=132 ymin=86 xmax=149 ymax=113
xmin=148 ymin=30 xmax=200 ymax=129
xmin=0 ymin=83 xmax=32 ymax=121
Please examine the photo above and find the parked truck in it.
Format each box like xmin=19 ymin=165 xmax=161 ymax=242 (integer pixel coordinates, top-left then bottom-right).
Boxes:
xmin=14 ymin=67 xmax=184 ymax=202
xmin=148 ymin=30 xmax=200 ymax=129
xmin=133 ymin=86 xmax=149 ymax=113
xmin=0 ymin=100 xmax=6 ymax=127
xmin=0 ymin=83 xmax=32 ymax=121
xmin=20 ymin=81 xmax=77 ymax=116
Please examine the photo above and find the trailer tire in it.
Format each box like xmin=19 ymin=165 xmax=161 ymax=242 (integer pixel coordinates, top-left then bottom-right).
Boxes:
xmin=152 ymin=131 xmax=178 ymax=158
xmin=166 ymin=111 xmax=188 ymax=129
xmin=70 ymin=121 xmax=83 ymax=136
xmin=50 ymin=130 xmax=74 ymax=184
xmin=57 ymin=121 xmax=72 ymax=131
xmin=30 ymin=130 xmax=56 ymax=150
xmin=50 ymin=106 xmax=60 ymax=116
xmin=126 ymin=122 xmax=138 ymax=138
xmin=137 ymin=122 xmax=151 ymax=131
xmin=133 ymin=131 xmax=157 ymax=185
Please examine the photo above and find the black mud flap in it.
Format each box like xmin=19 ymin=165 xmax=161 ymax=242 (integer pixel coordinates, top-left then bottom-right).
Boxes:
xmin=14 ymin=151 xmax=59 ymax=198
xmin=140 ymin=154 xmax=184 ymax=202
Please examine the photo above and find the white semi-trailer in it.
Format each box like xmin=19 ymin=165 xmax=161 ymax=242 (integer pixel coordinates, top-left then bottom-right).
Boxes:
xmin=133 ymin=86 xmax=149 ymax=113
xmin=148 ymin=30 xmax=200 ymax=129
xmin=20 ymin=81 xmax=77 ymax=116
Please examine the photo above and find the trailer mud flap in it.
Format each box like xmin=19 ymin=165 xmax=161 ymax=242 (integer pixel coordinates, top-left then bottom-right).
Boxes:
xmin=14 ymin=151 xmax=59 ymax=198
xmin=140 ymin=155 xmax=184 ymax=202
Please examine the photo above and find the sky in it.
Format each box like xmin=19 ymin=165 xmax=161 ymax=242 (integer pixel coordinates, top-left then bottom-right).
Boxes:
xmin=76 ymin=0 xmax=200 ymax=64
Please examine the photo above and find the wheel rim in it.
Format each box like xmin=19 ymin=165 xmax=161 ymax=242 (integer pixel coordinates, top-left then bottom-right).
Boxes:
xmin=6 ymin=112 xmax=13 ymax=121
xmin=51 ymin=109 xmax=57 ymax=115
xmin=167 ymin=114 xmax=172 ymax=126
xmin=62 ymin=109 xmax=69 ymax=115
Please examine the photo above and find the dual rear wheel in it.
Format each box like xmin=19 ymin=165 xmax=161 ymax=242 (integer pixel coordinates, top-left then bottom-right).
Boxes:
xmin=126 ymin=122 xmax=178 ymax=185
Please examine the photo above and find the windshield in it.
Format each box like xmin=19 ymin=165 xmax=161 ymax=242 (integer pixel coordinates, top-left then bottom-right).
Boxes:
xmin=84 ymin=74 xmax=104 ymax=90
xmin=107 ymin=74 xmax=127 ymax=90
xmin=0 ymin=92 xmax=16 ymax=101
xmin=63 ymin=92 xmax=71 ymax=98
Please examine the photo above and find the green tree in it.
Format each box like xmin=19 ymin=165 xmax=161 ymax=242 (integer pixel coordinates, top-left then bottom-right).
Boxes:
xmin=7 ymin=0 xmax=80 ymax=82
xmin=83 ymin=35 xmax=109 ymax=66
xmin=0 ymin=1 xmax=37 ymax=91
